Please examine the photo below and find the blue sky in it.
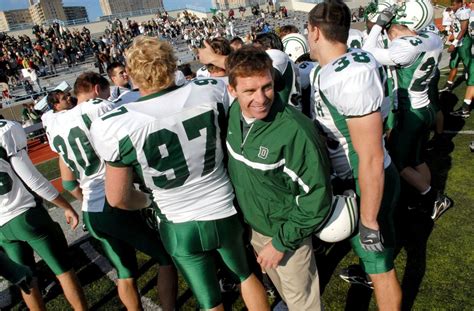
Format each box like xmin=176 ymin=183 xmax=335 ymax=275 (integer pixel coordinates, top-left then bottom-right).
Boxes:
xmin=1 ymin=0 xmax=212 ymax=21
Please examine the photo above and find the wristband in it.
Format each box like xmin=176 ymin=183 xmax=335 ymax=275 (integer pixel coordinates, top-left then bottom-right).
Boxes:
xmin=452 ymin=39 xmax=459 ymax=47
xmin=62 ymin=179 xmax=79 ymax=191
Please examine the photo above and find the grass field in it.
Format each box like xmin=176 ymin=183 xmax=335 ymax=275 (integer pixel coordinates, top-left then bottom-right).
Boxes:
xmin=2 ymin=68 xmax=473 ymax=310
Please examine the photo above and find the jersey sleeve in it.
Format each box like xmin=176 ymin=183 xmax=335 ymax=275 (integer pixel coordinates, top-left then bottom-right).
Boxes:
xmin=389 ymin=38 xmax=419 ymax=66
xmin=85 ymin=99 xmax=118 ymax=123
xmin=456 ymin=8 xmax=471 ymax=21
xmin=90 ymin=114 xmax=122 ymax=164
xmin=0 ymin=122 xmax=27 ymax=157
xmin=323 ymin=65 xmax=385 ymax=117
xmin=266 ymin=49 xmax=289 ymax=75
xmin=10 ymin=149 xmax=58 ymax=201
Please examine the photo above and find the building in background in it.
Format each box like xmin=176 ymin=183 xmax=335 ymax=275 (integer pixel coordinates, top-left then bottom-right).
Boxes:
xmin=64 ymin=6 xmax=89 ymax=22
xmin=99 ymin=0 xmax=164 ymax=16
xmin=28 ymin=0 xmax=66 ymax=25
xmin=0 ymin=9 xmax=32 ymax=32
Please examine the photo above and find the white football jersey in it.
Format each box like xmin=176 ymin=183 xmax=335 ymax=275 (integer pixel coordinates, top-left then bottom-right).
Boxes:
xmin=362 ymin=29 xmax=389 ymax=49
xmin=453 ymin=7 xmax=471 ymax=40
xmin=347 ymin=28 xmax=364 ymax=49
xmin=311 ymin=49 xmax=391 ymax=180
xmin=114 ymin=89 xmax=140 ymax=105
xmin=90 ymin=79 xmax=237 ymax=223
xmin=0 ymin=120 xmax=36 ymax=225
xmin=196 ymin=65 xmax=211 ymax=78
xmin=389 ymin=32 xmax=442 ymax=109
xmin=266 ymin=49 xmax=301 ymax=109
xmin=46 ymin=98 xmax=118 ymax=212
xmin=41 ymin=109 xmax=55 ymax=142
xmin=442 ymin=9 xmax=454 ymax=26
xmin=422 ymin=23 xmax=440 ymax=36
xmin=298 ymin=61 xmax=316 ymax=90
xmin=202 ymin=76 xmax=236 ymax=104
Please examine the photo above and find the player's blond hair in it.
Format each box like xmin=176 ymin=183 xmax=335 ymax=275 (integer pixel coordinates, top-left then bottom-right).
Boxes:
xmin=125 ymin=36 xmax=177 ymax=92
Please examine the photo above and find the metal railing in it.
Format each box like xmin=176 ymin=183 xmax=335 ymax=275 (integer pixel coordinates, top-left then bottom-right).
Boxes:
xmin=99 ymin=8 xmax=163 ymax=21
xmin=297 ymin=0 xmax=324 ymax=3
xmin=183 ymin=5 xmax=209 ymax=13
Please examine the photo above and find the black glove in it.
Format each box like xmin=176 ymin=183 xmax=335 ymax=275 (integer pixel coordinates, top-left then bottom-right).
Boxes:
xmin=376 ymin=5 xmax=397 ymax=28
xmin=359 ymin=222 xmax=384 ymax=252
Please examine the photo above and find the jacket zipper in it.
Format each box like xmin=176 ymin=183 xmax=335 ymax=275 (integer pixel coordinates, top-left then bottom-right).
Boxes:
xmin=240 ymin=123 xmax=254 ymax=152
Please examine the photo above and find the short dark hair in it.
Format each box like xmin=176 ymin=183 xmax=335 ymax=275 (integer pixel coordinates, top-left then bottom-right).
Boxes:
xmin=230 ymin=36 xmax=244 ymax=45
xmin=207 ymin=38 xmax=232 ymax=73
xmin=74 ymin=72 xmax=110 ymax=96
xmin=279 ymin=25 xmax=299 ymax=38
xmin=106 ymin=62 xmax=124 ymax=79
xmin=253 ymin=32 xmax=284 ymax=51
xmin=226 ymin=45 xmax=273 ymax=88
xmin=46 ymin=90 xmax=64 ymax=111
xmin=308 ymin=0 xmax=351 ymax=44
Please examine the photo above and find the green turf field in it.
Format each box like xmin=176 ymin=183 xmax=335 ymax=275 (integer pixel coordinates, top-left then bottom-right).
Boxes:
xmin=2 ymin=68 xmax=473 ymax=310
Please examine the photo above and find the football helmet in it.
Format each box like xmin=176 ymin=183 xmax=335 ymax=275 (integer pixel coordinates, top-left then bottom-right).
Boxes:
xmin=366 ymin=0 xmax=433 ymax=31
xmin=282 ymin=33 xmax=309 ymax=62
xmin=315 ymin=190 xmax=359 ymax=243
xmin=366 ymin=0 xmax=395 ymax=23
xmin=392 ymin=0 xmax=434 ymax=31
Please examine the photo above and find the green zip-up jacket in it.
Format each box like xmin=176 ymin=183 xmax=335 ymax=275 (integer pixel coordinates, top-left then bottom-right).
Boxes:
xmin=226 ymin=97 xmax=332 ymax=252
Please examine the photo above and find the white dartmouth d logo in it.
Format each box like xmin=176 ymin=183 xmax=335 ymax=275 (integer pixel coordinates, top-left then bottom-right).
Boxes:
xmin=258 ymin=146 xmax=269 ymax=159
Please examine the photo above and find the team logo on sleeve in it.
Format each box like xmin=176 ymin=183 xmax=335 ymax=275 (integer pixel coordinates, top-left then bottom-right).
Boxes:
xmin=258 ymin=146 xmax=269 ymax=159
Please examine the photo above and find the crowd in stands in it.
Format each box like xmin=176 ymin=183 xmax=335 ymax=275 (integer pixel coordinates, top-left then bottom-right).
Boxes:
xmin=0 ymin=5 xmax=300 ymax=100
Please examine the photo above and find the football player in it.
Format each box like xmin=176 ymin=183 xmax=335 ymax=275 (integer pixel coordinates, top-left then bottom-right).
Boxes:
xmin=90 ymin=36 xmax=269 ymax=311
xmin=308 ymin=0 xmax=402 ymax=309
xmin=107 ymin=62 xmax=132 ymax=101
xmin=363 ymin=0 xmax=453 ymax=221
xmin=440 ymin=0 xmax=472 ymax=94
xmin=45 ymin=72 xmax=178 ymax=311
xmin=0 ymin=119 xmax=87 ymax=310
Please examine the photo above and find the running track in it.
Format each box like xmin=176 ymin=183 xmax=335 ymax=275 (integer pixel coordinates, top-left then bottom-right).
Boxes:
xmin=28 ymin=139 xmax=63 ymax=192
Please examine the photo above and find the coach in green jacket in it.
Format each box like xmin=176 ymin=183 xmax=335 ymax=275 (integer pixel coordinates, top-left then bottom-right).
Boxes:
xmin=226 ymin=45 xmax=332 ymax=310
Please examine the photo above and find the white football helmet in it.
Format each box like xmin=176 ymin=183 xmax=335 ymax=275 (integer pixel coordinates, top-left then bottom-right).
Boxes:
xmin=315 ymin=190 xmax=359 ymax=243
xmin=367 ymin=0 xmax=433 ymax=31
xmin=282 ymin=33 xmax=309 ymax=62
xmin=392 ymin=0 xmax=434 ymax=31
xmin=366 ymin=0 xmax=395 ymax=23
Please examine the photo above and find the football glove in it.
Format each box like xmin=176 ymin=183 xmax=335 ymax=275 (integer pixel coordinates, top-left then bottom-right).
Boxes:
xmin=376 ymin=5 xmax=397 ymax=28
xmin=359 ymin=222 xmax=384 ymax=252
xmin=139 ymin=193 xmax=160 ymax=232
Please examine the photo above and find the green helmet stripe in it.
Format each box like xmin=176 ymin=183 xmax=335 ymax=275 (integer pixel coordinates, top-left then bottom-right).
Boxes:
xmin=283 ymin=36 xmax=309 ymax=53
xmin=418 ymin=0 xmax=430 ymax=31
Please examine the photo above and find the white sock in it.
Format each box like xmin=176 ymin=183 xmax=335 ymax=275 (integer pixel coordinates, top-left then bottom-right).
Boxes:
xmin=464 ymin=99 xmax=471 ymax=106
